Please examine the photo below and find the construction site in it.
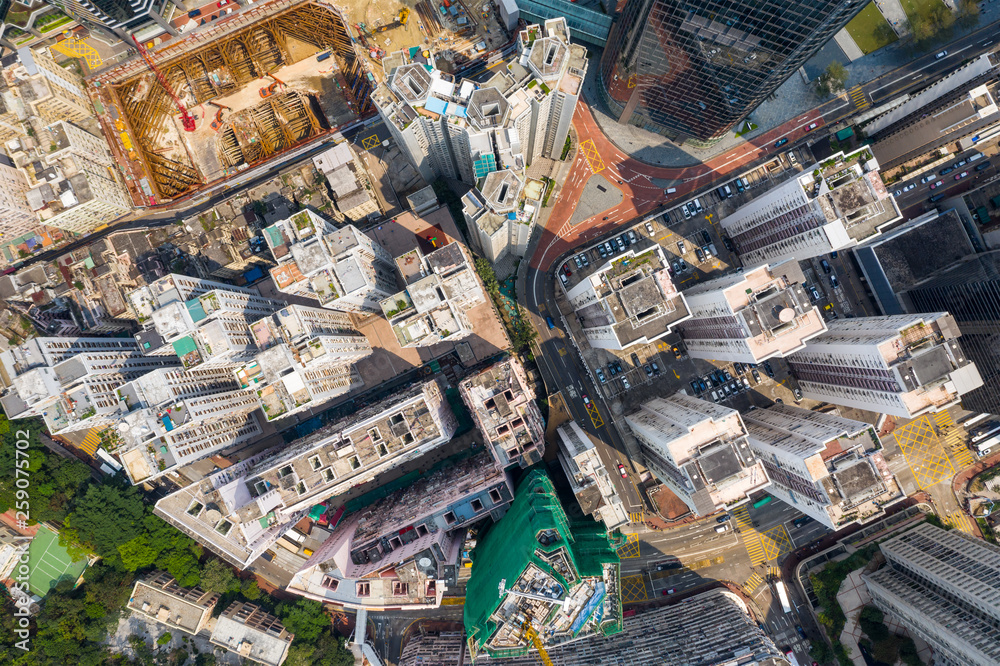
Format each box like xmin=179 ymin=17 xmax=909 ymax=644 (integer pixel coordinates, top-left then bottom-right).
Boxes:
xmin=88 ymin=0 xmax=377 ymax=206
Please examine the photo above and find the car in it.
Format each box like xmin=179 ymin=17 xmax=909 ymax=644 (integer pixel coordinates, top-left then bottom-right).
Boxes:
xmin=563 ymin=264 xmax=572 ymax=276
xmin=796 ymin=625 xmax=807 ymax=640
xmin=677 ymin=240 xmax=686 ymax=254
xmin=809 ymin=286 xmax=822 ymax=301
xmin=805 ymin=122 xmax=818 ymax=131
xmin=793 ymin=515 xmax=813 ymax=528
xmin=580 ymin=254 xmax=589 ymax=267
xmin=716 ymin=514 xmax=731 ymax=523
xmin=644 ymin=364 xmax=653 ymax=377
xmin=920 ymin=174 xmax=936 ymax=184
xmin=604 ymin=242 xmax=614 ymax=255
xmin=618 ymin=464 xmax=628 ymax=478
xmin=698 ymin=379 xmax=708 ymax=393
xmin=820 ymin=259 xmax=831 ymax=274
xmin=929 ymin=193 xmax=945 ymax=203
xmin=734 ymin=178 xmax=745 ymax=193
xmin=702 ymin=244 xmax=713 ymax=258
xmin=752 ymin=368 xmax=761 ymax=384
xmin=616 ymin=237 xmax=626 ymax=251
xmin=693 ymin=199 xmax=703 ymax=212
xmin=596 ymin=368 xmax=607 ymax=384
xmin=662 ymin=588 xmax=676 ymax=595
xmin=621 ymin=376 xmax=631 ymax=390
xmin=956 ymin=171 xmax=969 ymax=180
xmin=940 ymin=166 xmax=955 ymax=175
xmin=794 ymin=387 xmax=803 ymax=401
xmin=620 ymin=233 xmax=631 ymax=247
xmin=645 ymin=221 xmax=655 ymax=234
xmin=904 ymin=183 xmax=916 ymax=192
xmin=598 ymin=244 xmax=608 ymax=258
xmin=695 ymin=247 xmax=705 ymax=263
xmin=710 ymin=390 xmax=720 ymax=401
xmin=628 ymin=230 xmax=638 ymax=243
xmin=691 ymin=380 xmax=701 ymax=393
xmin=261 ymin=549 xmax=275 ymax=562
xmin=582 ymin=394 xmax=591 ymax=406
xmin=955 ymin=159 xmax=967 ymax=168
xmin=701 ymin=229 xmax=712 ymax=244
xmin=976 ymin=162 xmax=992 ymax=171
xmin=631 ymin=352 xmax=641 ymax=367
xmin=651 ymin=361 xmax=661 ymax=374
xmin=935 ymin=50 xmax=948 ymax=59
xmin=743 ymin=377 xmax=751 ymax=390
xmin=574 ymin=256 xmax=583 ymax=269
xmin=724 ymin=370 xmax=733 ymax=381
xmin=763 ymin=361 xmax=775 ymax=378
xmin=709 ymin=374 xmax=720 ymax=388
xmin=715 ymin=524 xmax=729 ymax=533
xmin=682 ymin=205 xmax=691 ymax=219
xmin=722 ymin=384 xmax=731 ymax=396
xmin=722 ymin=237 xmax=736 ymax=252
xmin=775 ymin=138 xmax=788 ymax=148
xmin=678 ymin=258 xmax=688 ymax=272
xmin=559 ymin=273 xmax=568 ymax=286
xmin=734 ymin=362 xmax=744 ymax=375
xmin=830 ymin=274 xmax=839 ymax=289
xmin=894 ymin=189 xmax=902 ymax=197
xmin=609 ymin=363 xmax=618 ymax=377
xmin=656 ymin=561 xmax=682 ymax=571
xmin=672 ymin=260 xmax=681 ymax=274
xmin=614 ymin=361 xmax=624 ymax=374
xmin=546 ymin=316 xmax=555 ymax=330
xmin=672 ymin=346 xmax=682 ymax=360
xmin=730 ymin=381 xmax=740 ymax=394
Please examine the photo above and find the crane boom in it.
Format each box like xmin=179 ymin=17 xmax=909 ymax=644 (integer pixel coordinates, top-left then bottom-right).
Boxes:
xmin=132 ymin=36 xmax=196 ymax=132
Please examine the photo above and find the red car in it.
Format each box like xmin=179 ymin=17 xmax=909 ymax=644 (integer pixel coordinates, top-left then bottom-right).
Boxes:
xmin=618 ymin=464 xmax=628 ymax=478
xmin=805 ymin=122 xmax=818 ymax=131
xmin=562 ymin=264 xmax=572 ymax=277
xmin=955 ymin=171 xmax=968 ymax=180
xmin=662 ymin=588 xmax=675 ymax=595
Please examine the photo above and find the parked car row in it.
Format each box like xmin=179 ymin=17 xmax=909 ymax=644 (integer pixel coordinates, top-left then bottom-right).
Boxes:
xmin=596 ymin=230 xmax=639 ymax=260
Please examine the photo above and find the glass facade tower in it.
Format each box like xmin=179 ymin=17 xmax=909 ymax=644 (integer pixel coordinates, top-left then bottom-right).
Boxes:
xmin=598 ymin=0 xmax=867 ymax=142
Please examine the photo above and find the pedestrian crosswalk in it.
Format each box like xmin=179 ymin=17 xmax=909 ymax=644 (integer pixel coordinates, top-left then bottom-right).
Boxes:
xmin=628 ymin=512 xmax=644 ymax=524
xmin=79 ymin=428 xmax=103 ymax=457
xmin=768 ymin=566 xmax=781 ymax=581
xmin=734 ymin=505 xmax=766 ymax=566
xmin=935 ymin=411 xmax=975 ymax=468
xmin=944 ymin=512 xmax=974 ymax=534
xmin=742 ymin=572 xmax=764 ymax=596
xmin=849 ymin=86 xmax=868 ymax=109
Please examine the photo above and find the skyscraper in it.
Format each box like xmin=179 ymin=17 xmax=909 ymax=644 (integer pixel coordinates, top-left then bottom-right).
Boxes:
xmin=863 ymin=522 xmax=1000 ymax=666
xmin=903 ymin=251 xmax=1000 ymax=415
xmin=599 ymin=0 xmax=868 ymax=142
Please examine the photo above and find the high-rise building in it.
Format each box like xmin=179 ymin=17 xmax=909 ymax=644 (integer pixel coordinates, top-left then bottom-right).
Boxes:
xmin=744 ymin=403 xmax=902 ymax=530
xmin=462 ymin=169 xmax=537 ymax=265
xmin=45 ymin=0 xmax=179 ymax=41
xmin=464 ymin=469 xmax=622 ymax=661
xmin=127 ymin=571 xmax=220 ymax=636
xmin=263 ymin=211 xmax=396 ymax=313
xmin=787 ymin=313 xmax=983 ymax=418
xmin=903 ymin=251 xmax=1000 ymax=415
xmin=624 ymin=393 xmax=769 ymax=516
xmin=566 ymin=242 xmax=690 ymax=350
xmin=380 ymin=243 xmax=488 ymax=348
xmin=598 ymin=0 xmax=869 ymax=143
xmin=129 ymin=274 xmax=241 ymax=325
xmin=556 ymin=421 xmax=629 ymax=530
xmin=720 ymin=147 xmax=901 ymax=267
xmin=113 ymin=366 xmax=262 ymax=484
xmin=235 ymin=305 xmax=371 ymax=422
xmin=676 ymin=263 xmax=827 ymax=363
xmin=154 ymin=379 xmax=458 ymax=568
xmin=373 ymin=19 xmax=587 ymax=183
xmin=459 ymin=357 xmax=546 ymax=469
xmin=0 ymin=337 xmax=180 ymax=434
xmin=287 ymin=450 xmax=513 ymax=610
xmin=3 ymin=47 xmax=93 ymax=125
xmin=863 ymin=522 xmax=1000 ymax=666
xmin=0 ymin=152 xmax=35 ymax=241
xmin=209 ymin=602 xmax=294 ymax=666
xmin=310 ymin=143 xmax=380 ymax=222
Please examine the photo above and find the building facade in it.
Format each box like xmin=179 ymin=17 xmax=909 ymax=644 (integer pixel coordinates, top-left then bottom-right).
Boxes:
xmin=555 ymin=421 xmax=628 ymax=530
xmin=127 ymin=571 xmax=220 ymax=636
xmin=676 ymin=263 xmax=827 ymax=363
xmin=903 ymin=251 xmax=1000 ymax=415
xmin=462 ymin=169 xmax=536 ymax=265
xmin=863 ymin=522 xmax=1000 ymax=666
xmin=5 ymin=47 xmax=92 ymax=125
xmin=0 ymin=152 xmax=35 ymax=240
xmin=598 ymin=0 xmax=869 ymax=142
xmin=46 ymin=0 xmax=180 ymax=40
xmin=787 ymin=313 xmax=983 ymax=418
xmin=625 ymin=393 xmax=770 ymax=516
xmin=744 ymin=403 xmax=902 ymax=530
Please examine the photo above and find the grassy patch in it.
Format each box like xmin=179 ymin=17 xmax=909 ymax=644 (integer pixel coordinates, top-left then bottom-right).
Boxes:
xmin=899 ymin=0 xmax=947 ymax=21
xmin=846 ymin=3 xmax=898 ymax=54
xmin=734 ymin=121 xmax=757 ymax=137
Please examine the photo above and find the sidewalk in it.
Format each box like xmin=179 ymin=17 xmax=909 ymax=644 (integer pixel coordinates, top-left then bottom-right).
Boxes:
xmin=582 ymin=10 xmax=1000 ymax=167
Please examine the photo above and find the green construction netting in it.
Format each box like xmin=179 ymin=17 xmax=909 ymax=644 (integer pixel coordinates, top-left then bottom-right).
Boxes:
xmin=464 ymin=469 xmax=622 ymax=657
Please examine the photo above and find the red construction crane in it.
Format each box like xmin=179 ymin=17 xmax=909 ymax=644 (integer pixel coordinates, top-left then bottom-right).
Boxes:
xmin=132 ymin=36 xmax=196 ymax=132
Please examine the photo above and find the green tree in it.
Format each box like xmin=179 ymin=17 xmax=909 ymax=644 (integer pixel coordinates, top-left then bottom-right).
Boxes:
xmin=199 ymin=559 xmax=240 ymax=594
xmin=242 ymin=579 xmax=261 ymax=600
xmin=859 ymin=605 xmax=889 ymax=641
xmin=157 ymin=632 xmax=173 ymax=646
xmin=73 ymin=281 xmax=84 ymax=291
xmin=61 ymin=482 xmax=146 ymax=561
xmin=277 ymin=599 xmax=330 ymax=643
xmin=474 ymin=257 xmax=499 ymax=294
xmin=872 ymin=635 xmax=902 ymax=664
xmin=957 ymin=0 xmax=980 ymax=28
xmin=816 ymin=62 xmax=849 ymax=97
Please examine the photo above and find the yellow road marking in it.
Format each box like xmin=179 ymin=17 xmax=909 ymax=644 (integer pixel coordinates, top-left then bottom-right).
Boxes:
xmin=768 ymin=566 xmax=781 ymax=580
xmin=362 ymin=134 xmax=381 ymax=150
xmin=440 ymin=597 xmax=465 ymax=605
xmin=621 ymin=574 xmax=649 ymax=603
xmin=742 ymin=572 xmax=764 ymax=596
xmin=50 ymin=39 xmax=103 ymax=70
xmin=617 ymin=533 xmax=641 ymax=559
xmin=579 ymin=139 xmax=606 ymax=174
xmin=760 ymin=525 xmax=793 ymax=561
xmin=895 ymin=415 xmax=955 ymax=489
xmin=558 ymin=347 xmax=566 ymax=356
xmin=585 ymin=399 xmax=604 ymax=429
xmin=733 ymin=506 xmax=766 ymax=566
xmin=944 ymin=512 xmax=974 ymax=534
xmin=628 ymin=512 xmax=644 ymax=524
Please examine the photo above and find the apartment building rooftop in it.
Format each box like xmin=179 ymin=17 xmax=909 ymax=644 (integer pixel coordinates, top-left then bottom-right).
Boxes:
xmin=154 ymin=379 xmax=458 ymax=568
xmin=127 ymin=571 xmax=219 ymax=636
xmin=459 ymin=357 xmax=546 ymax=469
xmin=210 ymin=602 xmax=293 ymax=666
xmin=556 ymin=421 xmax=628 ymax=530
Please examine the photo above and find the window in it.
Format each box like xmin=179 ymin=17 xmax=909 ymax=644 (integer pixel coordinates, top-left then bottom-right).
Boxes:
xmin=321 ymin=576 xmax=339 ymax=591
xmin=392 ymin=581 xmax=408 ymax=596
xmin=321 ymin=468 xmax=336 ymax=483
xmin=471 ymin=499 xmax=483 ymax=512
xmin=489 ymin=489 xmax=502 ymax=503
xmin=278 ymin=465 xmax=294 ymax=478
xmin=186 ymin=501 xmax=204 ymax=517
xmin=356 ymin=582 xmax=370 ymax=597
xmin=308 ymin=455 xmax=322 ymax=471
xmin=215 ymin=520 xmax=233 ymax=536
xmin=444 ymin=511 xmax=456 ymax=525
xmin=368 ymin=427 xmax=381 ymax=442
xmin=390 ymin=536 xmax=402 ymax=549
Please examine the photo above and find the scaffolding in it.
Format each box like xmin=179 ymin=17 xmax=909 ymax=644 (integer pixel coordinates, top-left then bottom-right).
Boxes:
xmin=97 ymin=0 xmax=375 ymax=202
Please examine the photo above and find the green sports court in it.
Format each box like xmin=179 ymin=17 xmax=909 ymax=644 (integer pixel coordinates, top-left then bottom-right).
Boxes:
xmin=27 ymin=525 xmax=88 ymax=596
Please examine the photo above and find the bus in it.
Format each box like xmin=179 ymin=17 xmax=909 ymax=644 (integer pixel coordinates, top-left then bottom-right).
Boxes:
xmin=775 ymin=581 xmax=792 ymax=614
xmin=752 ymin=495 xmax=773 ymax=509
xmin=971 ymin=422 xmax=1000 ymax=456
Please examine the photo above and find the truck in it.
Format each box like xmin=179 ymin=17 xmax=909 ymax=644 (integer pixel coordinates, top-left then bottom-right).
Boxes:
xmin=784 ymin=650 xmax=802 ymax=666
xmin=775 ymin=581 xmax=792 ymax=614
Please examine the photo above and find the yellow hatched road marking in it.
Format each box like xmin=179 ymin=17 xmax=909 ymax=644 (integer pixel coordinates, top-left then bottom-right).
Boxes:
xmin=733 ymin=506 xmax=766 ymax=566
xmin=769 ymin=566 xmax=781 ymax=580
xmin=895 ymin=415 xmax=955 ymax=489
xmin=79 ymin=428 xmax=103 ymax=456
xmin=617 ymin=532 xmax=641 ymax=558
xmin=944 ymin=512 xmax=974 ymax=534
xmin=50 ymin=39 xmax=103 ymax=70
xmin=579 ymin=139 xmax=606 ymax=174
xmin=440 ymin=597 xmax=465 ymax=605
xmin=760 ymin=525 xmax=793 ymax=562
xmin=361 ymin=134 xmax=381 ymax=150
xmin=628 ymin=512 xmax=644 ymax=524
xmin=621 ymin=574 xmax=650 ymax=603
xmin=585 ymin=400 xmax=604 ymax=429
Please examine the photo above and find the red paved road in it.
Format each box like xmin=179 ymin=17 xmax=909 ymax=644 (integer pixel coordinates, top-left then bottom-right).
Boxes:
xmin=530 ymin=101 xmax=825 ymax=272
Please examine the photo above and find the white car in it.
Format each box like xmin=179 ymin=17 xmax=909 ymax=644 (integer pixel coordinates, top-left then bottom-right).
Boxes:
xmin=920 ymin=175 xmax=936 ymax=184
xmin=903 ymin=183 xmax=916 ymax=192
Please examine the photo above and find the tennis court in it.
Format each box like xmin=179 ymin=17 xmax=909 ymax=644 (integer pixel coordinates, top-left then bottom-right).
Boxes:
xmin=27 ymin=525 xmax=88 ymax=596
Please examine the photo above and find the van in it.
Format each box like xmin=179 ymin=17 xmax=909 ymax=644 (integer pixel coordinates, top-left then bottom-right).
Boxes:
xmin=724 ymin=185 xmax=733 ymax=197
xmin=929 ymin=193 xmax=945 ymax=203
xmin=787 ymin=151 xmax=798 ymax=165
xmin=715 ymin=524 xmax=729 ymax=533
xmin=682 ymin=206 xmax=691 ymax=219
xmin=976 ymin=162 xmax=991 ymax=172
xmin=741 ymin=177 xmax=750 ymax=188
xmin=546 ymin=316 xmax=555 ymax=330
xmin=666 ymin=187 xmax=677 ymax=194
xmin=559 ymin=273 xmax=568 ymax=286
xmin=969 ymin=152 xmax=984 ymax=162
xmin=693 ymin=198 xmax=703 ymax=212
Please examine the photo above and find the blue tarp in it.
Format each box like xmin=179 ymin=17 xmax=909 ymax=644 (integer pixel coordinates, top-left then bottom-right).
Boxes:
xmin=570 ymin=582 xmax=606 ymax=635
xmin=244 ymin=266 xmax=264 ymax=283
xmin=424 ymin=96 xmax=447 ymax=115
